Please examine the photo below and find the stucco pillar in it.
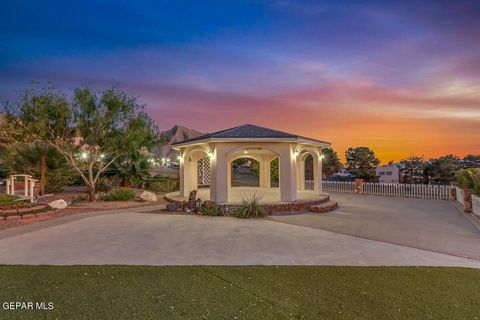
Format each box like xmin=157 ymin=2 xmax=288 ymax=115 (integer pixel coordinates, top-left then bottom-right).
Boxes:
xmin=279 ymin=145 xmax=297 ymax=201
xmin=24 ymin=177 xmax=28 ymax=196
xmin=29 ymin=179 xmax=36 ymax=203
xmin=297 ymin=157 xmax=305 ymax=190
xmin=179 ymin=150 xmax=198 ymax=197
xmin=210 ymin=144 xmax=228 ymax=203
xmin=179 ymin=154 xmax=188 ymax=197
xmin=10 ymin=177 xmax=15 ymax=195
xmin=5 ymin=179 xmax=11 ymax=195
xmin=259 ymin=155 xmax=272 ymax=188
xmin=314 ymin=151 xmax=323 ymax=194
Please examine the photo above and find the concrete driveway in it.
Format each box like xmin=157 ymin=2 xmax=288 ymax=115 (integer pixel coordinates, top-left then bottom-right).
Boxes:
xmin=0 ymin=204 xmax=479 ymax=267
xmin=270 ymin=192 xmax=480 ymax=260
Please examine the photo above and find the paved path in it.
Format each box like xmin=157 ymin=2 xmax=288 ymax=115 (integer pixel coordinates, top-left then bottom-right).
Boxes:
xmin=0 ymin=206 xmax=479 ymax=267
xmin=270 ymin=193 xmax=480 ymax=259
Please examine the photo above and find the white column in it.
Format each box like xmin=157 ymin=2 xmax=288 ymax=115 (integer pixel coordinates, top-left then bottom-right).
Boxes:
xmin=6 ymin=179 xmax=10 ymax=195
xmin=296 ymin=158 xmax=301 ymax=189
xmin=259 ymin=155 xmax=272 ymax=188
xmin=24 ymin=177 xmax=28 ymax=196
xmin=298 ymin=158 xmax=305 ymax=190
xmin=279 ymin=144 xmax=297 ymax=201
xmin=11 ymin=177 xmax=15 ymax=195
xmin=210 ymin=144 xmax=228 ymax=203
xmin=29 ymin=179 xmax=35 ymax=203
xmin=314 ymin=152 xmax=323 ymax=194
xmin=179 ymin=153 xmax=187 ymax=197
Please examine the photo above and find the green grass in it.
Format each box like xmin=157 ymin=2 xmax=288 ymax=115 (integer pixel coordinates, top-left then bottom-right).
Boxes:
xmin=0 ymin=266 xmax=479 ymax=319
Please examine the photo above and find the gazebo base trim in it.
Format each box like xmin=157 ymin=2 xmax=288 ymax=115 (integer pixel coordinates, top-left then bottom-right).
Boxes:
xmin=164 ymin=188 xmax=332 ymax=215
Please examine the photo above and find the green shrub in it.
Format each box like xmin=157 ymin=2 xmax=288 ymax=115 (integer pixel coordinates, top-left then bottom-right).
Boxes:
xmin=148 ymin=179 xmax=179 ymax=193
xmin=71 ymin=194 xmax=88 ymax=204
xmin=0 ymin=194 xmax=20 ymax=206
xmin=457 ymin=168 xmax=480 ymax=196
xmin=0 ymin=194 xmax=33 ymax=208
xmin=201 ymin=206 xmax=220 ymax=216
xmin=235 ymin=193 xmax=266 ymax=219
xmin=95 ymin=176 xmax=113 ymax=193
xmin=101 ymin=188 xmax=135 ymax=201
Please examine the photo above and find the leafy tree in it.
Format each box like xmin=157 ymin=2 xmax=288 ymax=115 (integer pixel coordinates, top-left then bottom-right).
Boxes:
xmin=400 ymin=155 xmax=426 ymax=184
xmin=426 ymin=155 xmax=461 ymax=184
xmin=3 ymin=144 xmax=77 ymax=193
xmin=463 ymin=154 xmax=480 ymax=168
xmin=345 ymin=147 xmax=380 ymax=181
xmin=3 ymin=84 xmax=67 ymax=194
xmin=7 ymin=86 xmax=159 ymax=201
xmin=322 ymin=148 xmax=342 ymax=176
xmin=0 ymin=116 xmax=17 ymax=178
xmin=456 ymin=168 xmax=480 ymax=194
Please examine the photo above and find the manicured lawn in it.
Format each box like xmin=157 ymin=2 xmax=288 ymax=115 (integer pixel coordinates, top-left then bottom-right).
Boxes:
xmin=0 ymin=266 xmax=479 ymax=319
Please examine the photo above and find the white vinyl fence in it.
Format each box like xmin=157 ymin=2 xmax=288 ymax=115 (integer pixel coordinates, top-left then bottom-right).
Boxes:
xmin=321 ymin=181 xmax=452 ymax=200
xmin=472 ymin=194 xmax=480 ymax=216
xmin=456 ymin=187 xmax=464 ymax=205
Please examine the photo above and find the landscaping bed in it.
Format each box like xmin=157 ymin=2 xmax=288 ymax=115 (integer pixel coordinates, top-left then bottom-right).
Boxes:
xmin=0 ymin=266 xmax=478 ymax=319
xmin=0 ymin=194 xmax=54 ymax=220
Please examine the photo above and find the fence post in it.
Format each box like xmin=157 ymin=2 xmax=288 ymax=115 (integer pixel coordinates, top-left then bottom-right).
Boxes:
xmin=463 ymin=189 xmax=475 ymax=213
xmin=450 ymin=184 xmax=457 ymax=201
xmin=354 ymin=179 xmax=363 ymax=194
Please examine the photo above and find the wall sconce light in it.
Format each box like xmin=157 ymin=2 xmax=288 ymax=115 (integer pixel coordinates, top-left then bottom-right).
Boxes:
xmin=177 ymin=155 xmax=183 ymax=163
xmin=208 ymin=149 xmax=214 ymax=159
xmin=293 ymin=148 xmax=300 ymax=157
xmin=244 ymin=150 xmax=248 ymax=154
xmin=320 ymin=154 xmax=325 ymax=159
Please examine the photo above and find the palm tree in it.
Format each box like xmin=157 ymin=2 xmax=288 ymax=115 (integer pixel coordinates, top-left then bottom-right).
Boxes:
xmin=109 ymin=151 xmax=152 ymax=188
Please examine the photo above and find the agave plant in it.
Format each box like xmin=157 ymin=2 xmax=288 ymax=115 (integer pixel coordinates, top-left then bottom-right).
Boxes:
xmin=235 ymin=192 xmax=266 ymax=219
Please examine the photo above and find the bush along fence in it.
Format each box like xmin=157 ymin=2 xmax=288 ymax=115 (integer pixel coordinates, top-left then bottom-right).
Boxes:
xmin=454 ymin=169 xmax=480 ymax=216
xmin=317 ymin=180 xmax=452 ymax=200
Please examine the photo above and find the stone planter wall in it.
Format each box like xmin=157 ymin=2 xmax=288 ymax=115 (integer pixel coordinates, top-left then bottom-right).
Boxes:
xmin=217 ymin=196 xmax=330 ymax=216
xmin=455 ymin=187 xmax=475 ymax=213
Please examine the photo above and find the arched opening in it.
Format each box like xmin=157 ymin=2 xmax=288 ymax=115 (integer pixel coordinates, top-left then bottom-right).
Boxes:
xmin=231 ymin=157 xmax=260 ymax=187
xmin=226 ymin=146 xmax=281 ymax=203
xmin=270 ymin=157 xmax=279 ymax=188
xmin=304 ymin=154 xmax=314 ymax=190
xmin=197 ymin=157 xmax=210 ymax=187
xmin=180 ymin=148 xmax=209 ymax=196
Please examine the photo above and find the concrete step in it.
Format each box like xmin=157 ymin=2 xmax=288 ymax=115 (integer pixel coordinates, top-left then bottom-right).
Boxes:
xmin=309 ymin=201 xmax=338 ymax=213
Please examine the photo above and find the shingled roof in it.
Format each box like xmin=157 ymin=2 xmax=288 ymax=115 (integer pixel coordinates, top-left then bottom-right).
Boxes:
xmin=172 ymin=124 xmax=330 ymax=146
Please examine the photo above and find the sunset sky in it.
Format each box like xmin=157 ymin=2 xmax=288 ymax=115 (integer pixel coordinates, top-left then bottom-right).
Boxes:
xmin=1 ymin=0 xmax=479 ymax=163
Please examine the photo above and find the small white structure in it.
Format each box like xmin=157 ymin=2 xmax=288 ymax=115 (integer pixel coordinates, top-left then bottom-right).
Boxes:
xmin=376 ymin=165 xmax=401 ymax=184
xmin=5 ymin=174 xmax=38 ymax=203
xmin=171 ymin=124 xmax=331 ymax=203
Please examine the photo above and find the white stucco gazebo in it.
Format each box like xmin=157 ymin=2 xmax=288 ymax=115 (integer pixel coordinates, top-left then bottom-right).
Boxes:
xmin=168 ymin=124 xmax=331 ymax=204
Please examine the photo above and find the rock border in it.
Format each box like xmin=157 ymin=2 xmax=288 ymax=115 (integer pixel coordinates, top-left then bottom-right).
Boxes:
xmin=164 ymin=194 xmax=332 ymax=215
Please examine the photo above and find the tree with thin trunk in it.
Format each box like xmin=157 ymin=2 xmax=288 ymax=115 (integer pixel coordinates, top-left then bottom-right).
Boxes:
xmin=322 ymin=148 xmax=342 ymax=176
xmin=345 ymin=147 xmax=380 ymax=181
xmin=6 ymin=86 xmax=159 ymax=201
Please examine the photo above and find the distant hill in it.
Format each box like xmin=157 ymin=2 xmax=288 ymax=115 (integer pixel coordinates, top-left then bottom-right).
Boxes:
xmin=155 ymin=125 xmax=204 ymax=160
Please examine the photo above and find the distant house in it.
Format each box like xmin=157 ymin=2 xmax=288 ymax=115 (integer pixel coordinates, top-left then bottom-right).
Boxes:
xmin=376 ymin=165 xmax=402 ymax=183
